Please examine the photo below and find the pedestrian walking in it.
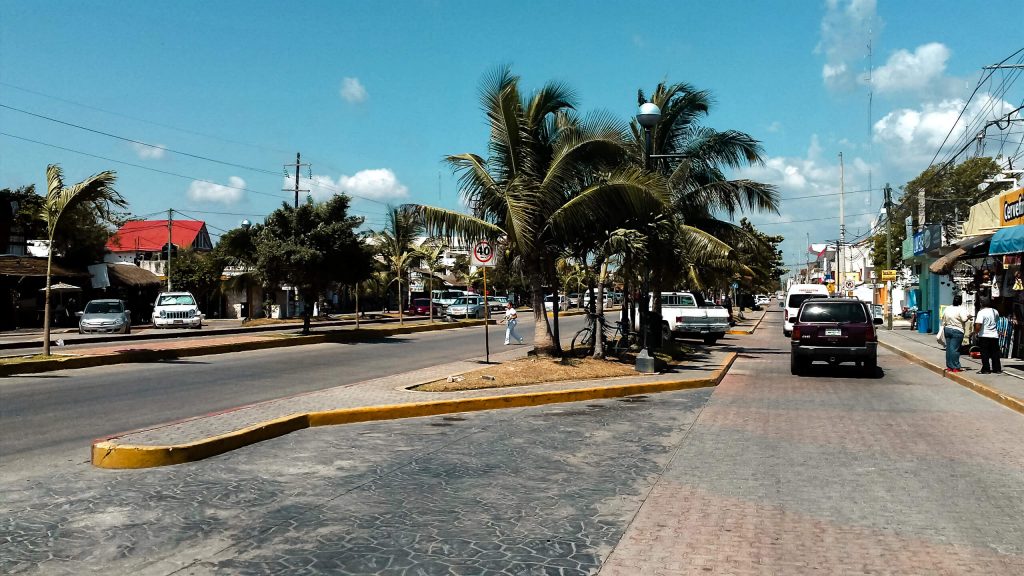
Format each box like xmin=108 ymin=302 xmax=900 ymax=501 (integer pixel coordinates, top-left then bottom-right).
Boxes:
xmin=500 ymin=302 xmax=524 ymax=345
xmin=940 ymin=294 xmax=970 ymax=372
xmin=974 ymin=296 xmax=1002 ymax=374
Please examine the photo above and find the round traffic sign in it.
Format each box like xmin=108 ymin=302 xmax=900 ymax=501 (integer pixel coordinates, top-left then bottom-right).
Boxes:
xmin=473 ymin=241 xmax=494 ymax=265
xmin=843 ymin=278 xmax=855 ymax=291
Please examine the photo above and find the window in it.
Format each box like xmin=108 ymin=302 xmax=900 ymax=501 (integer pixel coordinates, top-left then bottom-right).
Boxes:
xmin=799 ymin=302 xmax=866 ymax=323
xmin=85 ymin=301 xmax=123 ymax=314
xmin=664 ymin=294 xmax=696 ymax=307
xmin=158 ymin=294 xmax=196 ymax=306
xmin=787 ymin=294 xmax=825 ymax=309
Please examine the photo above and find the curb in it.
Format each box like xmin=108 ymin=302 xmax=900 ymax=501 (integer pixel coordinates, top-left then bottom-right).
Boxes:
xmin=0 ymin=319 xmax=495 ymax=377
xmin=878 ymin=339 xmax=1024 ymax=416
xmin=727 ymin=309 xmax=769 ymax=335
xmin=91 ymin=352 xmax=737 ymax=469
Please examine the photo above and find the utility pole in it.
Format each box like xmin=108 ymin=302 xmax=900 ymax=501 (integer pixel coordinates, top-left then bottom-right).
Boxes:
xmin=805 ymin=233 xmax=811 ymax=283
xmin=166 ymin=208 xmax=173 ymax=291
xmin=884 ymin=183 xmax=893 ymax=330
xmin=839 ymin=152 xmax=846 ymax=296
xmin=283 ymin=152 xmax=310 ymax=208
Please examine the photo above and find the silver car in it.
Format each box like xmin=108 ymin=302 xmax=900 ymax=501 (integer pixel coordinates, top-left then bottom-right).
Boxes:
xmin=447 ymin=296 xmax=486 ymax=318
xmin=78 ymin=299 xmax=131 ymax=334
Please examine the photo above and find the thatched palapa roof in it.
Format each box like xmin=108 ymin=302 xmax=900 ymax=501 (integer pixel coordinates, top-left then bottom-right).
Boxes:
xmin=106 ymin=263 xmax=161 ymax=287
xmin=0 ymin=256 xmax=87 ymax=278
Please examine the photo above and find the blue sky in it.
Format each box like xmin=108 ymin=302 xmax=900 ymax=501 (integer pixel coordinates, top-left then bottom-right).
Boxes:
xmin=2 ymin=1 xmax=1022 ymax=273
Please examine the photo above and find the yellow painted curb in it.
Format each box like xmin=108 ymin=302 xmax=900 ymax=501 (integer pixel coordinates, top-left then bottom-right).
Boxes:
xmin=878 ymin=339 xmax=1024 ymax=416
xmin=726 ymin=309 xmax=768 ymax=335
xmin=91 ymin=352 xmax=737 ymax=469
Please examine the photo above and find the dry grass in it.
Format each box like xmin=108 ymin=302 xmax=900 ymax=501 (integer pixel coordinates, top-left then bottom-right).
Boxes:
xmin=415 ymin=355 xmax=637 ymax=392
xmin=0 ymin=353 xmax=76 ymax=365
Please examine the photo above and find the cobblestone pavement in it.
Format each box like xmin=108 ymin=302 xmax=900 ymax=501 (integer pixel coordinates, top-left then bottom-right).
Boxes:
xmin=599 ymin=310 xmax=1024 ymax=575
xmin=2 ymin=388 xmax=712 ymax=575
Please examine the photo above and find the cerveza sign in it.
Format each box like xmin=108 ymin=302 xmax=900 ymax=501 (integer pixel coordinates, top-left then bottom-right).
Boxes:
xmin=1000 ymin=188 xmax=1024 ymax=226
xmin=913 ymin=223 xmax=942 ymax=256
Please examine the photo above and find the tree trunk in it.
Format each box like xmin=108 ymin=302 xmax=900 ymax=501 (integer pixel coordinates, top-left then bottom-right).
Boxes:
xmin=42 ymin=249 xmax=54 ymax=356
xmin=398 ymin=277 xmax=404 ymax=326
xmin=529 ymin=267 xmax=558 ymax=356
xmin=592 ymin=260 xmax=608 ymax=359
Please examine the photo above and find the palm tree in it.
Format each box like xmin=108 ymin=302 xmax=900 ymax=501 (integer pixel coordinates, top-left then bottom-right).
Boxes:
xmin=408 ymin=67 xmax=667 ymax=356
xmin=372 ymin=206 xmax=422 ymax=324
xmin=418 ymin=239 xmax=447 ymax=323
xmin=41 ymin=165 xmax=125 ymax=355
xmin=631 ymin=82 xmax=778 ymax=341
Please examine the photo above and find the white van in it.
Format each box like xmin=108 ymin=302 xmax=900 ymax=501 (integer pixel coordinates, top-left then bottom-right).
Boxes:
xmin=782 ymin=284 xmax=831 ymax=336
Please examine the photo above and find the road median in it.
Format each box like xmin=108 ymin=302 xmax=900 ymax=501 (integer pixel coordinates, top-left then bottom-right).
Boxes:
xmin=91 ymin=352 xmax=736 ymax=469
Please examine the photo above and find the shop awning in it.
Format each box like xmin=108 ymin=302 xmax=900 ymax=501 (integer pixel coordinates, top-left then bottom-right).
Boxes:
xmin=929 ymin=234 xmax=993 ymax=274
xmin=989 ymin=225 xmax=1024 ymax=256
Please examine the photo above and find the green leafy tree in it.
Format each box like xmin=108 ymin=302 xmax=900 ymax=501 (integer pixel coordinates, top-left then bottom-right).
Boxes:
xmin=169 ymin=249 xmax=226 ymax=307
xmin=871 ymin=157 xmax=1006 ymax=270
xmin=255 ymin=195 xmax=374 ymax=334
xmin=40 ymin=165 xmax=126 ymax=355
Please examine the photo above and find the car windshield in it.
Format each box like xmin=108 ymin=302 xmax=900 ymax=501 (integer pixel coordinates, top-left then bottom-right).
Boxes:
xmin=452 ymin=298 xmax=468 ymax=305
xmin=158 ymin=295 xmax=195 ymax=306
xmin=788 ymin=294 xmax=825 ymax=309
xmin=799 ymin=302 xmax=867 ymax=323
xmin=84 ymin=301 xmax=123 ymax=314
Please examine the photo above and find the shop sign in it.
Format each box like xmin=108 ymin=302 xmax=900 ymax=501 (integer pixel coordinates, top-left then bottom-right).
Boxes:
xmin=913 ymin=223 xmax=942 ymax=255
xmin=999 ymin=187 xmax=1024 ymax=226
xmin=881 ymin=269 xmax=897 ymax=281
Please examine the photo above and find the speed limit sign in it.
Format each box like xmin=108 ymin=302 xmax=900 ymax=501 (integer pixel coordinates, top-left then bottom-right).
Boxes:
xmin=843 ymin=278 xmax=856 ymax=291
xmin=471 ymin=240 xmax=496 ymax=267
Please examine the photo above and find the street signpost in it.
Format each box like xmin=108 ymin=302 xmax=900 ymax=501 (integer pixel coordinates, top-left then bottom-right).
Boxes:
xmin=880 ymin=269 xmax=897 ymax=281
xmin=471 ymin=241 xmax=497 ymax=362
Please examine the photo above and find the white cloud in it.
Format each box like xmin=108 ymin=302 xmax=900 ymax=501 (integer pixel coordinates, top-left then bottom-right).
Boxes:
xmin=132 ymin=142 xmax=166 ymax=159
xmin=816 ymin=0 xmax=880 ymax=92
xmin=872 ymin=42 xmax=951 ymax=94
xmin=766 ymin=121 xmax=783 ymax=133
xmin=340 ymin=77 xmax=368 ymax=103
xmin=187 ymin=176 xmax=245 ymax=204
xmin=288 ymin=169 xmax=409 ymax=202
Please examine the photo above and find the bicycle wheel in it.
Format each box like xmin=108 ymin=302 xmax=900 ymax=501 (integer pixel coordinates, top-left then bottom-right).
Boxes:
xmin=571 ymin=327 xmax=594 ymax=350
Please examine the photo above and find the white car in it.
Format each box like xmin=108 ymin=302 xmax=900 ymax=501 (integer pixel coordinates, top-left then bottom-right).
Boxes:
xmin=152 ymin=291 xmax=203 ymax=329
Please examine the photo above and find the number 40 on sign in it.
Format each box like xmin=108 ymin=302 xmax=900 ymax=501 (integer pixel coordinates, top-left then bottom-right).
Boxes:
xmin=471 ymin=240 xmax=497 ymax=267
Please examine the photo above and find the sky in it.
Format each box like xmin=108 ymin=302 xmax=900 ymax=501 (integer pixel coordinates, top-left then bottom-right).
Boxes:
xmin=2 ymin=1 xmax=1022 ymax=276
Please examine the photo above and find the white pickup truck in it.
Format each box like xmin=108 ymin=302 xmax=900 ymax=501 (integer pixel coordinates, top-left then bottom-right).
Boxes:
xmin=658 ymin=291 xmax=730 ymax=345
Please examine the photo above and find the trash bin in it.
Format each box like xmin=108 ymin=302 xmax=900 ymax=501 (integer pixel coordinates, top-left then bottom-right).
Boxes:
xmin=917 ymin=311 xmax=931 ymax=334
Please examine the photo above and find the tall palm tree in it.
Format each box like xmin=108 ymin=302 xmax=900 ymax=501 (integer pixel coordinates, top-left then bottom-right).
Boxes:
xmin=408 ymin=67 xmax=667 ymax=356
xmin=41 ymin=165 xmax=125 ymax=355
xmin=372 ymin=206 xmax=422 ymax=324
xmin=632 ymin=82 xmax=778 ymax=339
xmin=418 ymin=239 xmax=447 ymax=323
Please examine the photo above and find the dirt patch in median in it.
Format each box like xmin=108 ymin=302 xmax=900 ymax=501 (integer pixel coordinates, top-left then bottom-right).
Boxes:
xmin=414 ymin=356 xmax=637 ymax=392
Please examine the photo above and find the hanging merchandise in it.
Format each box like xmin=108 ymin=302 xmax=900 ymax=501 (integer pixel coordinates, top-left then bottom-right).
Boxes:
xmin=1014 ymin=270 xmax=1023 ymax=292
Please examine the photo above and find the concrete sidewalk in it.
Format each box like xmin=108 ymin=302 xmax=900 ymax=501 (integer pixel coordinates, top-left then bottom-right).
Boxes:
xmin=92 ymin=346 xmax=736 ymax=469
xmin=877 ymin=328 xmax=1024 ymax=415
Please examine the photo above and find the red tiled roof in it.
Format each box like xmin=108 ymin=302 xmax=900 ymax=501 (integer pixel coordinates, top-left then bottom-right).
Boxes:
xmin=106 ymin=220 xmax=208 ymax=252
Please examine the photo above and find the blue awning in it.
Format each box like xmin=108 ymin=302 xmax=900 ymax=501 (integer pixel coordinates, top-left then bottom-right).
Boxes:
xmin=989 ymin=225 xmax=1024 ymax=255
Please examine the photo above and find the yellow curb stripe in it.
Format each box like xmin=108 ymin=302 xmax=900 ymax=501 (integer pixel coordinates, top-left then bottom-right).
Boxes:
xmin=878 ymin=340 xmax=1024 ymax=416
xmin=91 ymin=352 xmax=737 ymax=469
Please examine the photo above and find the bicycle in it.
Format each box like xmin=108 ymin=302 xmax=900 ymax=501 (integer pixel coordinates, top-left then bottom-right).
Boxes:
xmin=571 ymin=313 xmax=638 ymax=356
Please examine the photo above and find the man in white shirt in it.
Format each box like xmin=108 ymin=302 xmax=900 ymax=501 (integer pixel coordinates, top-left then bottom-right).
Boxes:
xmin=974 ymin=296 xmax=1001 ymax=374
xmin=501 ymin=302 xmax=524 ymax=345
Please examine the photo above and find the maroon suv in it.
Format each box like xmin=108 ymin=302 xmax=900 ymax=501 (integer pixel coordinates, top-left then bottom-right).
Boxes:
xmin=790 ymin=298 xmax=881 ymax=375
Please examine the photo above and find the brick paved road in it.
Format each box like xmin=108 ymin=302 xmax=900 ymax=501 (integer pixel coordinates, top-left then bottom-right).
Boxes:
xmin=599 ymin=310 xmax=1024 ymax=575
xmin=3 ymin=309 xmax=1021 ymax=575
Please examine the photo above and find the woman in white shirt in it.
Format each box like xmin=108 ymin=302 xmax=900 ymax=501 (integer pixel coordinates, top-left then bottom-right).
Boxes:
xmin=940 ymin=295 xmax=970 ymax=372
xmin=974 ymin=296 xmax=1001 ymax=374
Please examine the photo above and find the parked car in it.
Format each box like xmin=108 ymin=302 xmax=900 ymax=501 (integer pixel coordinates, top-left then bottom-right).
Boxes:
xmin=152 ymin=291 xmax=203 ymax=329
xmin=544 ymin=294 xmax=568 ymax=312
xmin=568 ymin=293 xmax=580 ymax=307
xmin=654 ymin=291 xmax=731 ymax=345
xmin=871 ymin=304 xmax=884 ymax=323
xmin=77 ymin=299 xmax=131 ymax=334
xmin=408 ymin=298 xmax=442 ymax=316
xmin=790 ymin=298 xmax=882 ymax=375
xmin=447 ymin=295 xmax=486 ymax=318
xmin=755 ymin=294 xmax=770 ymax=307
xmin=431 ymin=289 xmax=467 ymax=308
xmin=488 ymin=296 xmax=509 ymax=313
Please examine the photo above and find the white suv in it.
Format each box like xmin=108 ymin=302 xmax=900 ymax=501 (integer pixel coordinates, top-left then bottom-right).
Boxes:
xmin=152 ymin=291 xmax=203 ymax=329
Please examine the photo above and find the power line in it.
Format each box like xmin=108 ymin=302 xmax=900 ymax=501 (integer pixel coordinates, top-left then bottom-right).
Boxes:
xmin=0 ymin=102 xmax=283 ymax=177
xmin=751 ymin=211 xmax=877 ymax=227
xmin=1 ymin=130 xmax=291 ymax=200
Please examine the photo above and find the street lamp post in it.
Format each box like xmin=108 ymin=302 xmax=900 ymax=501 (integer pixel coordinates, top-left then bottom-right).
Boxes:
xmin=635 ymin=102 xmax=661 ymax=374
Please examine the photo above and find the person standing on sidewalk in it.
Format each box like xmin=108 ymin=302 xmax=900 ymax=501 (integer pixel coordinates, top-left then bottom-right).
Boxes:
xmin=974 ymin=296 xmax=1002 ymax=374
xmin=941 ymin=294 xmax=970 ymax=372
xmin=501 ymin=302 xmax=524 ymax=345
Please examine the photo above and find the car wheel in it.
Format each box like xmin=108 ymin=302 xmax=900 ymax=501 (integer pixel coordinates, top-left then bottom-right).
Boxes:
xmin=790 ymin=354 xmax=802 ymax=375
xmin=864 ymin=354 xmax=877 ymax=373
xmin=703 ymin=336 xmax=718 ymax=345
xmin=783 ymin=330 xmax=791 ymax=337
xmin=124 ymin=325 xmax=131 ymax=335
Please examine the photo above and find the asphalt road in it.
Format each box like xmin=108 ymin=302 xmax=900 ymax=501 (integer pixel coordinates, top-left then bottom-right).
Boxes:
xmin=0 ymin=313 xmax=593 ymax=478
